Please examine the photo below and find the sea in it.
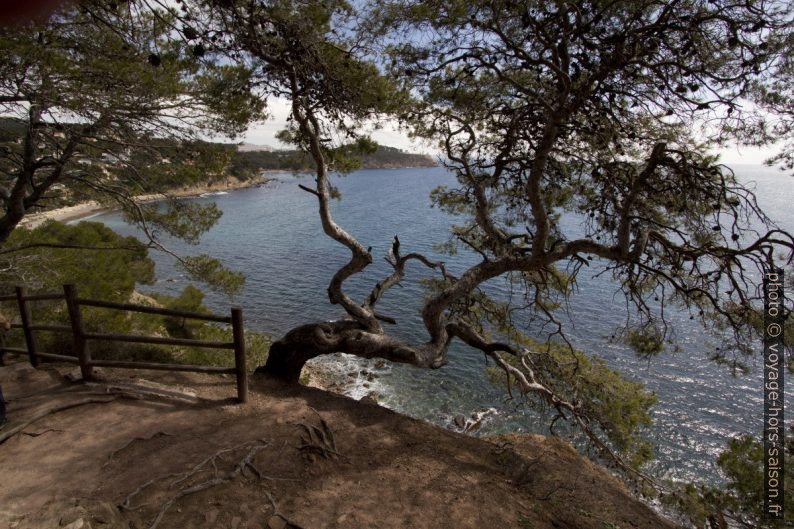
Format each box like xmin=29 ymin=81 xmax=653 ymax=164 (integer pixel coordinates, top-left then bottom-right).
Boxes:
xmin=87 ymin=164 xmax=794 ymax=487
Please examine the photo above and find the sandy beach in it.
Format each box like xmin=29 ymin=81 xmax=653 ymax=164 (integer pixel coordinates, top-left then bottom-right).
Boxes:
xmin=19 ymin=174 xmax=272 ymax=230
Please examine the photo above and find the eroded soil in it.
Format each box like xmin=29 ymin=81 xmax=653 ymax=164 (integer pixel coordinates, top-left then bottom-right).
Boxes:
xmin=0 ymin=358 xmax=679 ymax=529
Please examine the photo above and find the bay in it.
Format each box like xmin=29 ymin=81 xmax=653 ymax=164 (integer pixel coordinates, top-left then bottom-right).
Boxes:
xmin=91 ymin=164 xmax=794 ymax=486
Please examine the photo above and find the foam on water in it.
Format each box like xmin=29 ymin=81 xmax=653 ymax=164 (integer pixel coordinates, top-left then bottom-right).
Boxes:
xmin=307 ymin=352 xmax=392 ymax=400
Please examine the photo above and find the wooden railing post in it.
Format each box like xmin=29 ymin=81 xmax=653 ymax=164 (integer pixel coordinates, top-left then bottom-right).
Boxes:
xmin=231 ymin=307 xmax=247 ymax=403
xmin=15 ymin=286 xmax=39 ymax=367
xmin=63 ymin=284 xmax=92 ymax=380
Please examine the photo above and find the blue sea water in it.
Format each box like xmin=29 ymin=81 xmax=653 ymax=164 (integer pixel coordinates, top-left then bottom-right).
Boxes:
xmin=90 ymin=164 xmax=794 ymax=486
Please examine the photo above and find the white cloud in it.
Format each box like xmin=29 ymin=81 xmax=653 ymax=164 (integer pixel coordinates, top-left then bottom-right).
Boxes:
xmin=240 ymin=97 xmax=292 ymax=148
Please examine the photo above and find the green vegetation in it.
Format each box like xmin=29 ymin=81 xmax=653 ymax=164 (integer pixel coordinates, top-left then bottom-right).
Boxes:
xmin=485 ymin=341 xmax=656 ymax=468
xmin=3 ymin=220 xmax=153 ymax=294
xmin=623 ymin=327 xmax=666 ymax=360
xmin=0 ymin=221 xmax=269 ymax=372
xmin=663 ymin=427 xmax=794 ymax=528
xmin=0 ymin=3 xmax=263 ymax=293
xmin=137 ymin=286 xmax=270 ymax=373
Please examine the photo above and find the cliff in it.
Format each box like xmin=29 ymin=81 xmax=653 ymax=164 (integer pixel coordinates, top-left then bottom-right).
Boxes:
xmin=0 ymin=358 xmax=680 ymax=529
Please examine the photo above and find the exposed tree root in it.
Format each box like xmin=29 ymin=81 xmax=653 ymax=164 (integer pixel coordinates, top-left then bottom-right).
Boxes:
xmin=1 ymin=383 xmax=202 ymax=447
xmin=0 ymin=396 xmax=118 ymax=445
xmin=117 ymin=439 xmax=271 ymax=529
xmin=21 ymin=428 xmax=62 ymax=437
xmin=148 ymin=440 xmax=270 ymax=529
xmin=297 ymin=407 xmax=340 ymax=460
xmin=265 ymin=490 xmax=305 ymax=529
xmin=7 ymin=385 xmax=81 ymax=401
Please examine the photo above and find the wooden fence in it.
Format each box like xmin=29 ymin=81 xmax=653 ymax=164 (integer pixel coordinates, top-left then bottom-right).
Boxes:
xmin=0 ymin=284 xmax=248 ymax=403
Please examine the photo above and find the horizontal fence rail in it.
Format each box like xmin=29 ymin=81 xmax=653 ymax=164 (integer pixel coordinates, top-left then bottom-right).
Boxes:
xmin=83 ymin=332 xmax=236 ymax=349
xmin=0 ymin=283 xmax=248 ymax=403
xmin=27 ymin=324 xmax=72 ymax=333
xmin=36 ymin=352 xmax=80 ymax=364
xmin=24 ymin=293 xmax=67 ymax=302
xmin=76 ymin=298 xmax=233 ymax=323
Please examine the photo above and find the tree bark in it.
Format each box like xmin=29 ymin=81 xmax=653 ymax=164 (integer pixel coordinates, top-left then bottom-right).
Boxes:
xmin=258 ymin=320 xmax=447 ymax=382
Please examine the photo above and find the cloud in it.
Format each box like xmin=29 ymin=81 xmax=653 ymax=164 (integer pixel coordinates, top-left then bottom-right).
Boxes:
xmin=713 ymin=143 xmax=779 ymax=166
xmin=240 ymin=97 xmax=781 ymax=166
xmin=241 ymin=97 xmax=435 ymax=154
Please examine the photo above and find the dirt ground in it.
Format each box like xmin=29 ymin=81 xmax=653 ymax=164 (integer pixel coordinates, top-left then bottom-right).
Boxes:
xmin=0 ymin=357 xmax=681 ymax=529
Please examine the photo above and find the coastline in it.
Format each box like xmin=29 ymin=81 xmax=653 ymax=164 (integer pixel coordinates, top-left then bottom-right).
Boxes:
xmin=19 ymin=173 xmax=275 ymax=230
xmin=18 ymin=164 xmax=441 ymax=230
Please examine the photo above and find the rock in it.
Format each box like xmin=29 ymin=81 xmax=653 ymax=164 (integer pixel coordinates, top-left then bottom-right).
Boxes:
xmin=230 ymin=515 xmax=242 ymax=529
xmin=453 ymin=415 xmax=466 ymax=429
xmin=464 ymin=418 xmax=483 ymax=433
xmin=267 ymin=515 xmax=287 ymax=529
xmin=63 ymin=369 xmax=84 ymax=383
xmin=59 ymin=506 xmax=89 ymax=526
xmin=62 ymin=519 xmax=90 ymax=529
xmin=205 ymin=509 xmax=219 ymax=524
xmin=359 ymin=395 xmax=378 ymax=406
xmin=374 ymin=360 xmax=387 ymax=369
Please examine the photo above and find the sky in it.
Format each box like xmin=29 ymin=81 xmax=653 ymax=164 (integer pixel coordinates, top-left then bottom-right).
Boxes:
xmin=238 ymin=97 xmax=435 ymax=155
xmin=239 ymin=98 xmax=782 ymax=167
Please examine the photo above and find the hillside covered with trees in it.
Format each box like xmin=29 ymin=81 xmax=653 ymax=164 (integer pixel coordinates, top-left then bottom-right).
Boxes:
xmin=227 ymin=145 xmax=436 ymax=177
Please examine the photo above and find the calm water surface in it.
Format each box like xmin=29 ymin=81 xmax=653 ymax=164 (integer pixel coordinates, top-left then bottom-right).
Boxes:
xmin=91 ymin=164 xmax=794 ymax=485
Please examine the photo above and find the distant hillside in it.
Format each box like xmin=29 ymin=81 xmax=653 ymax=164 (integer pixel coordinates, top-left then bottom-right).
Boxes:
xmin=236 ymin=143 xmax=274 ymax=152
xmin=1 ymin=116 xmax=436 ymax=184
xmin=228 ymin=145 xmax=437 ymax=178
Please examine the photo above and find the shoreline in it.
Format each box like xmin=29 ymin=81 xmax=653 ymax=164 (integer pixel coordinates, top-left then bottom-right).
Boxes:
xmin=18 ymin=164 xmax=441 ymax=230
xmin=19 ymin=173 xmax=277 ymax=229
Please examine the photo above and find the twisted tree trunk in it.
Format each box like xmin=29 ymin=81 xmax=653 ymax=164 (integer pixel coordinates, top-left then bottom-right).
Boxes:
xmin=259 ymin=320 xmax=447 ymax=383
xmin=258 ymin=321 xmax=364 ymax=382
